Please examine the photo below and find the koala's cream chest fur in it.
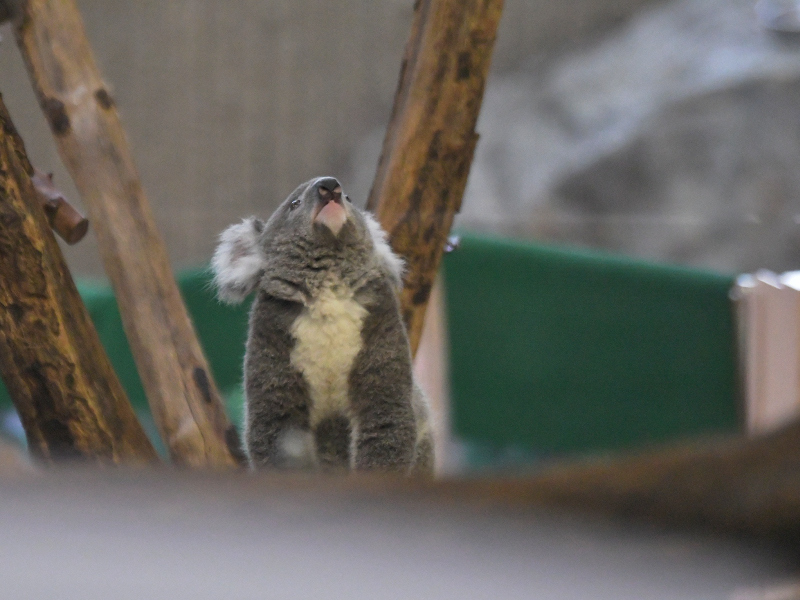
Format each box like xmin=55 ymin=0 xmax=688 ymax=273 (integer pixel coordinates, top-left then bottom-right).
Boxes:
xmin=290 ymin=280 xmax=367 ymax=428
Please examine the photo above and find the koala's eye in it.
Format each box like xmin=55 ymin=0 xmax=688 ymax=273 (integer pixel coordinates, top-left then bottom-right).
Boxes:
xmin=290 ymin=198 xmax=301 ymax=210
xmin=345 ymin=195 xmax=352 ymax=203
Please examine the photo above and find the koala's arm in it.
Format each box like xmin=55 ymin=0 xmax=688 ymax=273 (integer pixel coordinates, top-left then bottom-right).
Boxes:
xmin=348 ymin=281 xmax=417 ymax=471
xmin=244 ymin=293 xmax=312 ymax=469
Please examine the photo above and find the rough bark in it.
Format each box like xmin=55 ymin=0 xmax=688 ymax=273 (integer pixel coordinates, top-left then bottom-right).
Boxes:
xmin=367 ymin=0 xmax=503 ymax=354
xmin=9 ymin=0 xmax=244 ymax=467
xmin=0 ymin=93 xmax=157 ymax=465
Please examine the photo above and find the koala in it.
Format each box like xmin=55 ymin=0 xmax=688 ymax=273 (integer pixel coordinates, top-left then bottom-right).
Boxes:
xmin=212 ymin=176 xmax=434 ymax=474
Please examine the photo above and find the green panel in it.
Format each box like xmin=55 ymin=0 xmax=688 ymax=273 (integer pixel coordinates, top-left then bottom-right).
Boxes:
xmin=442 ymin=232 xmax=740 ymax=455
xmin=75 ymin=271 xmax=252 ymax=414
xmin=0 ymin=270 xmax=250 ymax=434
xmin=77 ymin=279 xmax=148 ymax=412
xmin=178 ymin=270 xmax=251 ymax=397
xmin=1 ymin=236 xmax=740 ymax=458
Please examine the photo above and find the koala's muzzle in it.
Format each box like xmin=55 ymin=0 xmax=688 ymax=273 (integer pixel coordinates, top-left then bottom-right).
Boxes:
xmin=313 ymin=177 xmax=347 ymax=236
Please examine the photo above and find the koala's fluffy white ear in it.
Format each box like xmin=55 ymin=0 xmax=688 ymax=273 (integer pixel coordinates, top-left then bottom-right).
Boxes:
xmin=364 ymin=212 xmax=405 ymax=290
xmin=211 ymin=217 xmax=266 ymax=304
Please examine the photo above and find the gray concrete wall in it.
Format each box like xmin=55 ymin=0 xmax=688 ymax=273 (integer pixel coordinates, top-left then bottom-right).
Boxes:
xmin=0 ymin=0 xmax=661 ymax=276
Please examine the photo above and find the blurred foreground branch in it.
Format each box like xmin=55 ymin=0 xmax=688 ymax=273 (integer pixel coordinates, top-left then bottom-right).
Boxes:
xmin=367 ymin=0 xmax=503 ymax=354
xmin=235 ymin=419 xmax=800 ymax=539
xmin=462 ymin=419 xmax=800 ymax=540
xmin=0 ymin=92 xmax=157 ymax=464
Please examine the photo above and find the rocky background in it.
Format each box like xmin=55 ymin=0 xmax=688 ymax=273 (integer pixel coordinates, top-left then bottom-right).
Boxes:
xmin=2 ymin=0 xmax=798 ymax=276
xmin=460 ymin=0 xmax=800 ymax=273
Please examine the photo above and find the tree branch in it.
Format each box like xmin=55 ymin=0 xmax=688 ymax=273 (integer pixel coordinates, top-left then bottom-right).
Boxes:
xmin=10 ymin=0 xmax=244 ymax=467
xmin=31 ymin=169 xmax=88 ymax=245
xmin=0 ymin=92 xmax=157 ymax=464
xmin=368 ymin=0 xmax=504 ymax=354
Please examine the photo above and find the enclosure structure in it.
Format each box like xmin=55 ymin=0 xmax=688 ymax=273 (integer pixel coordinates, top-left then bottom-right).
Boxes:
xmin=0 ymin=0 xmax=797 ymax=551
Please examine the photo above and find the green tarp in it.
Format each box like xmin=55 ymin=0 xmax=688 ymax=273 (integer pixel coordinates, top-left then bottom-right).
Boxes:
xmin=73 ymin=274 xmax=251 ymax=434
xmin=0 ymin=232 xmax=741 ymax=458
xmin=442 ymin=233 xmax=740 ymax=457
xmin=0 ymin=272 xmax=251 ymax=449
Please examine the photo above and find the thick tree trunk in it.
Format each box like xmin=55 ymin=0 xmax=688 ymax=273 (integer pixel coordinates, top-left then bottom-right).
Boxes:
xmin=367 ymin=0 xmax=503 ymax=354
xmin=0 ymin=93 xmax=157 ymax=465
xmin=8 ymin=0 xmax=244 ymax=467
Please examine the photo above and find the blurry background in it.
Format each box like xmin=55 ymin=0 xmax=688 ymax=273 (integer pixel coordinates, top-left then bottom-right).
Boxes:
xmin=6 ymin=0 xmax=797 ymax=278
xmin=1 ymin=5 xmax=799 ymax=593
xmin=2 ymin=0 xmax=800 ymax=468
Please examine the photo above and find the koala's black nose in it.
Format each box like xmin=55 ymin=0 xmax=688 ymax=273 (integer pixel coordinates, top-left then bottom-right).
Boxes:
xmin=316 ymin=177 xmax=342 ymax=203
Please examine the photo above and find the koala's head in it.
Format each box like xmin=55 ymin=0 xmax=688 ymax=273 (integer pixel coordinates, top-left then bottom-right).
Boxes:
xmin=212 ymin=176 xmax=404 ymax=304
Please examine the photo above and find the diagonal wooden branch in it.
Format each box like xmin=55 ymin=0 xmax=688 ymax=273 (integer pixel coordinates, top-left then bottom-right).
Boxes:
xmin=367 ymin=0 xmax=504 ymax=355
xmin=0 ymin=92 xmax=157 ymax=465
xmin=9 ymin=0 xmax=244 ymax=467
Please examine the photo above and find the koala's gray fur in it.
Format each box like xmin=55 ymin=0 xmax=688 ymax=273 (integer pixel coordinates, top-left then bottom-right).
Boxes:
xmin=212 ymin=176 xmax=434 ymax=474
